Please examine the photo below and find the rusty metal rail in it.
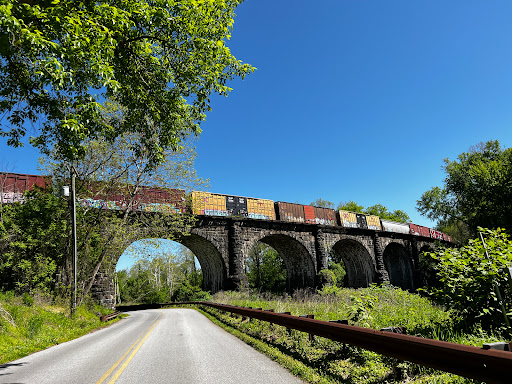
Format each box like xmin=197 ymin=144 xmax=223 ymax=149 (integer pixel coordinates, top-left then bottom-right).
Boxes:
xmin=117 ymin=302 xmax=512 ymax=383
xmin=100 ymin=311 xmax=120 ymax=322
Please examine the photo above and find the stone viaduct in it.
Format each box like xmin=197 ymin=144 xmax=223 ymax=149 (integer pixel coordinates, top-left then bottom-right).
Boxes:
xmin=93 ymin=216 xmax=444 ymax=308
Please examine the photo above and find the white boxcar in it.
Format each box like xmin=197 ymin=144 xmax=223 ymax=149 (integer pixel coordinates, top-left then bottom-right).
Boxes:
xmin=381 ymin=219 xmax=410 ymax=234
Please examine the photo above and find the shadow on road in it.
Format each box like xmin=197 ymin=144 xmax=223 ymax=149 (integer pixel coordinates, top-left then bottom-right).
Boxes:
xmin=0 ymin=361 xmax=27 ymax=379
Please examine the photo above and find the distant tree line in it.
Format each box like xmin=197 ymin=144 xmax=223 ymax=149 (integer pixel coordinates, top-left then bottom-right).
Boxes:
xmin=116 ymin=248 xmax=208 ymax=304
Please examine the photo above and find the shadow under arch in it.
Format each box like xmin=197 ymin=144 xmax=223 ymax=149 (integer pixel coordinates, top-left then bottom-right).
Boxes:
xmin=383 ymin=243 xmax=414 ymax=290
xmin=178 ymin=233 xmax=227 ymax=294
xmin=332 ymin=239 xmax=375 ymax=288
xmin=418 ymin=244 xmax=437 ymax=288
xmin=255 ymin=234 xmax=316 ymax=292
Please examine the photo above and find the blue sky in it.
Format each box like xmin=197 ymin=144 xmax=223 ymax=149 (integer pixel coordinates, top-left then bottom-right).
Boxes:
xmin=192 ymin=0 xmax=512 ymax=227
xmin=2 ymin=1 xmax=512 ymax=270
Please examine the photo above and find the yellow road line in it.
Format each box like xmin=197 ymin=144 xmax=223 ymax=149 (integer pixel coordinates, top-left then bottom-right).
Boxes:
xmin=96 ymin=313 xmax=163 ymax=384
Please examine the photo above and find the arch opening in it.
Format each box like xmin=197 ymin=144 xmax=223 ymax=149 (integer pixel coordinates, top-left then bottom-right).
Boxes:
xmin=250 ymin=234 xmax=316 ymax=292
xmin=177 ymin=234 xmax=226 ymax=294
xmin=245 ymin=242 xmax=287 ymax=294
xmin=326 ymin=249 xmax=347 ymax=287
xmin=331 ymin=239 xmax=375 ymax=288
xmin=115 ymin=234 xmax=226 ymax=304
xmin=383 ymin=243 xmax=414 ymax=290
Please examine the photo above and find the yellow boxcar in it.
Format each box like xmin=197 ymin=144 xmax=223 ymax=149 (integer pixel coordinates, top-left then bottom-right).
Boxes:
xmin=191 ymin=191 xmax=227 ymax=216
xmin=338 ymin=210 xmax=358 ymax=228
xmin=247 ymin=198 xmax=276 ymax=220
xmin=366 ymin=215 xmax=382 ymax=230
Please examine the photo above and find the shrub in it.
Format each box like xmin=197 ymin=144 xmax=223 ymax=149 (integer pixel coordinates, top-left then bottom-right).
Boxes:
xmin=22 ymin=293 xmax=34 ymax=307
xmin=172 ymin=280 xmax=210 ymax=302
xmin=427 ymin=227 xmax=512 ymax=332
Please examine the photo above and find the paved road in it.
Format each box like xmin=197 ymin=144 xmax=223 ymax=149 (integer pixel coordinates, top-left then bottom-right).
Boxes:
xmin=0 ymin=308 xmax=304 ymax=384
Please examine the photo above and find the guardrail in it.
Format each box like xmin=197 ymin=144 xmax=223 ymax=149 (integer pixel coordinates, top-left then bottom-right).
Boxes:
xmin=116 ymin=302 xmax=512 ymax=383
xmin=100 ymin=311 xmax=120 ymax=322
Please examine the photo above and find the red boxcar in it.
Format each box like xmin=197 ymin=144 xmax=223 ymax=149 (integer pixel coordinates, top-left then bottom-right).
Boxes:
xmin=313 ymin=206 xmax=337 ymax=226
xmin=80 ymin=181 xmax=186 ymax=213
xmin=409 ymin=223 xmax=430 ymax=237
xmin=0 ymin=172 xmax=50 ymax=192
xmin=275 ymin=202 xmax=305 ymax=223
xmin=276 ymin=202 xmax=336 ymax=226
xmin=429 ymin=229 xmax=444 ymax=240
xmin=0 ymin=172 xmax=51 ymax=203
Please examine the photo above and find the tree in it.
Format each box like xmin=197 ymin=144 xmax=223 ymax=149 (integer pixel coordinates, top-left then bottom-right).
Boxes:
xmin=116 ymin=252 xmax=207 ymax=304
xmin=0 ymin=188 xmax=68 ymax=294
xmin=0 ymin=0 xmax=254 ymax=163
xmin=336 ymin=201 xmax=410 ymax=223
xmin=337 ymin=201 xmax=364 ymax=213
xmin=417 ymin=140 xmax=512 ymax=240
xmin=39 ymin=127 xmax=207 ymax=304
xmin=363 ymin=204 xmax=410 ymax=223
xmin=246 ymin=243 xmax=287 ymax=293
xmin=310 ymin=198 xmax=335 ymax=209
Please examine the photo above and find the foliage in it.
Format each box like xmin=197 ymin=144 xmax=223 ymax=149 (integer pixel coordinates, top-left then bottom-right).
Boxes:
xmin=417 ymin=140 xmax=512 ymax=241
xmin=426 ymin=227 xmax=512 ymax=332
xmin=318 ymin=261 xmax=346 ymax=290
xmin=171 ymin=279 xmax=210 ymax=302
xmin=347 ymin=293 xmax=378 ymax=327
xmin=39 ymin=128 xmax=206 ymax=304
xmin=0 ymin=189 xmax=68 ymax=294
xmin=213 ymin=286 xmax=454 ymax=338
xmin=328 ymin=261 xmax=346 ymax=287
xmin=363 ymin=204 xmax=410 ymax=223
xmin=335 ymin=201 xmax=411 ymax=223
xmin=337 ymin=200 xmax=365 ymax=213
xmin=0 ymin=0 xmax=254 ymax=163
xmin=317 ymin=269 xmax=337 ymax=288
xmin=245 ymin=242 xmax=287 ymax=293
xmin=310 ymin=198 xmax=335 ymax=209
xmin=117 ymin=249 xmax=206 ymax=304
xmin=0 ymin=291 xmax=115 ymax=364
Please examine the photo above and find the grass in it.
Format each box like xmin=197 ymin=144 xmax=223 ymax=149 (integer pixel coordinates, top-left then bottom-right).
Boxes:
xmin=0 ymin=291 xmax=119 ymax=364
xmin=203 ymin=285 xmax=503 ymax=383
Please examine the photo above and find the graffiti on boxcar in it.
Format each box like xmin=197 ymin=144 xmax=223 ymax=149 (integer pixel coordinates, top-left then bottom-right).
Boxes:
xmin=1 ymin=192 xmax=25 ymax=204
xmin=315 ymin=218 xmax=336 ymax=226
xmin=78 ymin=198 xmax=181 ymax=214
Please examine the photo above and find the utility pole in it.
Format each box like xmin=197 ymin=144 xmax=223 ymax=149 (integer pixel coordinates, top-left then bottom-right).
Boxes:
xmin=71 ymin=168 xmax=77 ymax=315
xmin=63 ymin=166 xmax=77 ymax=316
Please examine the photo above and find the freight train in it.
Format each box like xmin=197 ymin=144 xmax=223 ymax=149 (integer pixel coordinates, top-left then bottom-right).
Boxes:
xmin=0 ymin=172 xmax=452 ymax=241
xmin=190 ymin=191 xmax=452 ymax=242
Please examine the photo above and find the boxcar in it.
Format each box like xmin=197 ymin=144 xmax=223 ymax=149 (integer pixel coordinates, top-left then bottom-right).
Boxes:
xmin=381 ymin=219 xmax=410 ymax=234
xmin=0 ymin=172 xmax=51 ymax=204
xmin=192 ymin=191 xmax=274 ymax=220
xmin=275 ymin=201 xmax=305 ymax=223
xmin=409 ymin=223 xmax=430 ymax=237
xmin=429 ymin=229 xmax=444 ymax=240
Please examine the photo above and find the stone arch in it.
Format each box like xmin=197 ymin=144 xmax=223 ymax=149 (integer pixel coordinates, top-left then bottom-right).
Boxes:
xmin=332 ymin=238 xmax=375 ymax=288
xmin=179 ymin=233 xmax=227 ymax=293
xmin=383 ymin=243 xmax=414 ymax=290
xmin=249 ymin=234 xmax=316 ymax=292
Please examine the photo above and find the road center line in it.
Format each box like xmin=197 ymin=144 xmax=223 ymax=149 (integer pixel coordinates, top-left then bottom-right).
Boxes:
xmin=96 ymin=312 xmax=163 ymax=384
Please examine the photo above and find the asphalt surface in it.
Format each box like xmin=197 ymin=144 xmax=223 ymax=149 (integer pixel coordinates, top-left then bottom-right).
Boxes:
xmin=0 ymin=308 xmax=304 ymax=384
